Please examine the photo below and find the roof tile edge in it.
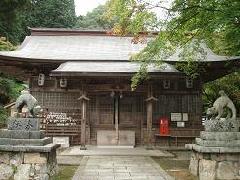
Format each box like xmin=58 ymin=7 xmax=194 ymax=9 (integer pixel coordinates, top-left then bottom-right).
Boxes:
xmin=29 ymin=27 xmax=159 ymax=37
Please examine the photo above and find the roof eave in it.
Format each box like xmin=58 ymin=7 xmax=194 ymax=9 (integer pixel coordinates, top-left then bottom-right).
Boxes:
xmin=29 ymin=27 xmax=159 ymax=37
xmin=50 ymin=71 xmax=182 ymax=77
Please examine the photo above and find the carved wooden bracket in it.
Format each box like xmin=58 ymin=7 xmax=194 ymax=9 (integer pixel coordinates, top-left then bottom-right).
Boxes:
xmin=77 ymin=94 xmax=90 ymax=101
xmin=145 ymin=96 xmax=158 ymax=102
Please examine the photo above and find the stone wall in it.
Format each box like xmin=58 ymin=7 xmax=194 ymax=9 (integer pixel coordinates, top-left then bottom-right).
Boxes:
xmin=189 ymin=151 xmax=240 ymax=180
xmin=0 ymin=150 xmax=58 ymax=180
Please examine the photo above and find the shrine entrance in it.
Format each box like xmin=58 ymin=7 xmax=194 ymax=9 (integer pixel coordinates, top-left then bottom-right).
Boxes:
xmin=89 ymin=91 xmax=144 ymax=146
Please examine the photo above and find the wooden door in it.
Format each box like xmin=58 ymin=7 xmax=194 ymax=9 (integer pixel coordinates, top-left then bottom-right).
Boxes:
xmin=119 ymin=93 xmax=144 ymax=145
xmin=89 ymin=92 xmax=144 ymax=145
xmin=88 ymin=93 xmax=115 ymax=144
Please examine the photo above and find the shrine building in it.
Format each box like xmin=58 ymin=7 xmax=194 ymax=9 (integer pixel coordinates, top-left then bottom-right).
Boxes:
xmin=0 ymin=28 xmax=239 ymax=147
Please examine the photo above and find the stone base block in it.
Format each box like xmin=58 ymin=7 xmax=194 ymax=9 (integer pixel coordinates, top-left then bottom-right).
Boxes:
xmin=0 ymin=137 xmax=52 ymax=146
xmin=0 ymin=129 xmax=45 ymax=139
xmin=8 ymin=118 xmax=40 ymax=131
xmin=0 ymin=148 xmax=58 ymax=180
xmin=189 ymin=151 xmax=240 ymax=180
xmin=204 ymin=118 xmax=238 ymax=132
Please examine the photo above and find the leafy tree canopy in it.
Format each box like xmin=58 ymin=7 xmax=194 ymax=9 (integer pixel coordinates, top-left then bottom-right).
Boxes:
xmin=75 ymin=5 xmax=115 ymax=30
xmin=0 ymin=38 xmax=24 ymax=123
xmin=107 ymin=0 xmax=240 ymax=55
xmin=203 ymin=71 xmax=240 ymax=113
xmin=106 ymin=0 xmax=240 ymax=112
xmin=25 ymin=0 xmax=76 ymax=29
xmin=0 ymin=0 xmax=77 ymax=43
xmin=0 ymin=0 xmax=30 ymax=43
xmin=106 ymin=0 xmax=240 ymax=84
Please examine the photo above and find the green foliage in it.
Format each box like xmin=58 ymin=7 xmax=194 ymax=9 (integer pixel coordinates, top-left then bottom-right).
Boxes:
xmin=0 ymin=38 xmax=24 ymax=123
xmin=0 ymin=0 xmax=30 ymax=43
xmin=75 ymin=5 xmax=114 ymax=30
xmin=106 ymin=0 xmax=157 ymax=35
xmin=0 ymin=37 xmax=16 ymax=51
xmin=170 ymin=0 xmax=240 ymax=56
xmin=51 ymin=165 xmax=78 ymax=180
xmin=0 ymin=76 xmax=24 ymax=102
xmin=175 ymin=40 xmax=207 ymax=79
xmin=107 ymin=0 xmax=240 ymax=113
xmin=25 ymin=0 xmax=76 ymax=29
xmin=203 ymin=71 xmax=240 ymax=112
xmin=0 ymin=107 xmax=8 ymax=125
xmin=107 ymin=0 xmax=240 ymax=71
xmin=0 ymin=74 xmax=24 ymax=124
xmin=0 ymin=0 xmax=77 ymax=43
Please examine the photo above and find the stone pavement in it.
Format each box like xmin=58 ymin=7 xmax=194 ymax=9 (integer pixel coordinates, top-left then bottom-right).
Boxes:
xmin=72 ymin=156 xmax=174 ymax=180
xmin=60 ymin=146 xmax=174 ymax=157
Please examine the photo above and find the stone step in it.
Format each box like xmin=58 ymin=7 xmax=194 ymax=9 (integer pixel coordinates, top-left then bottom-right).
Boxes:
xmin=0 ymin=129 xmax=45 ymax=139
xmin=0 ymin=137 xmax=52 ymax=146
xmin=186 ymin=143 xmax=240 ymax=153
xmin=196 ymin=138 xmax=240 ymax=147
xmin=0 ymin=143 xmax=60 ymax=152
xmin=200 ymin=131 xmax=240 ymax=141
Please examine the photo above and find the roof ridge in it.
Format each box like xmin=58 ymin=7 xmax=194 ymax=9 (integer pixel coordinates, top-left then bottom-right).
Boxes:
xmin=29 ymin=27 xmax=159 ymax=37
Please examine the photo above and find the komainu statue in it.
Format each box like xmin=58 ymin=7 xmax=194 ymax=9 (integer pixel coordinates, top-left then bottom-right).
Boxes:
xmin=15 ymin=90 xmax=42 ymax=117
xmin=205 ymin=90 xmax=238 ymax=132
xmin=207 ymin=90 xmax=236 ymax=120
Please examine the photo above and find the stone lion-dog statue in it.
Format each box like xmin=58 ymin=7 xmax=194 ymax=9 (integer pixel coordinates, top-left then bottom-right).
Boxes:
xmin=207 ymin=90 xmax=236 ymax=120
xmin=15 ymin=90 xmax=42 ymax=117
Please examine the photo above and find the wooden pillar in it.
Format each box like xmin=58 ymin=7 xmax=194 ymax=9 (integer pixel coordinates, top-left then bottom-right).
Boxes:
xmin=145 ymin=85 xmax=158 ymax=149
xmin=78 ymin=92 xmax=90 ymax=150
xmin=146 ymin=100 xmax=153 ymax=147
xmin=115 ymin=94 xmax=119 ymax=144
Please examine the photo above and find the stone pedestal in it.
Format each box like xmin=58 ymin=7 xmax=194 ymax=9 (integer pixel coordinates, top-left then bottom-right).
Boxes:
xmin=0 ymin=118 xmax=60 ymax=180
xmin=186 ymin=131 xmax=240 ymax=180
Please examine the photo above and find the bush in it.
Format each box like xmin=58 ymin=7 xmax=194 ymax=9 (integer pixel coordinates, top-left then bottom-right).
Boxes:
xmin=0 ymin=106 xmax=8 ymax=125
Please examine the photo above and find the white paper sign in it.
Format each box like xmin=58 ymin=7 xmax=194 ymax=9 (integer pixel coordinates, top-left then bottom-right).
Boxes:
xmin=182 ymin=113 xmax=188 ymax=121
xmin=171 ymin=113 xmax=182 ymax=121
xmin=177 ymin=122 xmax=185 ymax=127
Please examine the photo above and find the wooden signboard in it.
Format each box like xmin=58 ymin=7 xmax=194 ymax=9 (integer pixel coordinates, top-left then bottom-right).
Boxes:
xmin=46 ymin=112 xmax=77 ymax=126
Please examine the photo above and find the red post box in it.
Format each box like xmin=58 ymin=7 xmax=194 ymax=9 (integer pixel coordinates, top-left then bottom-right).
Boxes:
xmin=159 ymin=117 xmax=169 ymax=135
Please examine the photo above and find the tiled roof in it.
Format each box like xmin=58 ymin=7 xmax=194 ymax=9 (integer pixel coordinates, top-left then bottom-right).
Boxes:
xmin=167 ymin=43 xmax=239 ymax=62
xmin=0 ymin=35 xmax=148 ymax=61
xmin=0 ymin=29 xmax=238 ymax=63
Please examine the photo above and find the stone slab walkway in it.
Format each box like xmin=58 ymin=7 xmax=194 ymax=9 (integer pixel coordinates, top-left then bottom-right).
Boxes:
xmin=60 ymin=146 xmax=174 ymax=157
xmin=72 ymin=156 xmax=174 ymax=180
